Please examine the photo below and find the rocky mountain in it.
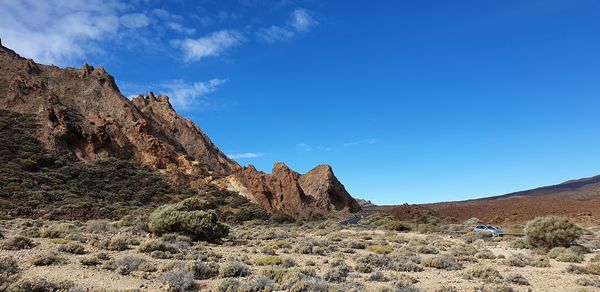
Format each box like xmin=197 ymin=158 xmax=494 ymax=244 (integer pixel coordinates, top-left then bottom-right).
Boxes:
xmin=223 ymin=163 xmax=361 ymax=217
xmin=0 ymin=41 xmax=360 ymax=218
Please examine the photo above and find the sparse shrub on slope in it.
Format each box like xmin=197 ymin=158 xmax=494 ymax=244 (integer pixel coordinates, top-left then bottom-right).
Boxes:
xmin=524 ymin=216 xmax=583 ymax=249
xmin=148 ymin=197 xmax=229 ymax=242
xmin=1 ymin=236 xmax=35 ymax=250
xmin=547 ymin=247 xmax=584 ymax=263
xmin=462 ymin=265 xmax=502 ymax=283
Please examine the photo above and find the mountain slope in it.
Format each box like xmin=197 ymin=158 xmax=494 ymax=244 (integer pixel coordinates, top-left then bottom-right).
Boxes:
xmin=0 ymin=40 xmax=360 ymax=218
xmin=426 ymin=174 xmax=600 ymax=225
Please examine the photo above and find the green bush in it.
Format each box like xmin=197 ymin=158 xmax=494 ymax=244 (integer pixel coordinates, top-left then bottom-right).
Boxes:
xmin=524 ymin=216 xmax=583 ymax=249
xmin=547 ymin=247 xmax=584 ymax=263
xmin=148 ymin=197 xmax=229 ymax=242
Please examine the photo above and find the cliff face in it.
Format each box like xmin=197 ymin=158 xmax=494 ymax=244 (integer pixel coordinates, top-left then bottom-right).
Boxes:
xmin=0 ymin=41 xmax=360 ymax=217
xmin=0 ymin=42 xmax=239 ymax=179
xmin=229 ymin=163 xmax=361 ymax=217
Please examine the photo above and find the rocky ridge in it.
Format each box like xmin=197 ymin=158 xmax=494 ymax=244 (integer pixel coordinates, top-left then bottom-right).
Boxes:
xmin=0 ymin=41 xmax=360 ymax=217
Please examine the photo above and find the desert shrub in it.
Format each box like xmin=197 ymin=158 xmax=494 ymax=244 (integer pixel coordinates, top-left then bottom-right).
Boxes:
xmin=260 ymin=247 xmax=276 ymax=255
xmin=422 ymin=255 xmax=462 ymax=270
xmin=331 ymin=280 xmax=366 ymax=292
xmin=80 ymin=255 xmax=103 ymax=266
xmin=104 ymin=255 xmax=149 ymax=275
xmin=462 ymin=265 xmax=502 ymax=283
xmin=368 ymin=271 xmax=390 ymax=282
xmin=585 ymin=262 xmax=600 ymax=275
xmin=57 ymin=242 xmax=86 ymax=254
xmin=524 ymin=216 xmax=583 ymax=249
xmin=94 ymin=235 xmax=129 ymax=251
xmin=505 ymin=274 xmax=529 ymax=285
xmin=415 ymin=245 xmax=439 ymax=254
xmin=502 ymin=253 xmax=531 ymax=267
xmin=261 ymin=267 xmax=326 ymax=291
xmin=31 ymin=253 xmax=67 ymax=266
xmin=157 ymin=269 xmax=195 ymax=292
xmin=367 ymin=244 xmax=394 ymax=254
xmin=6 ymin=278 xmax=78 ymax=292
xmin=475 ymin=249 xmax=496 ymax=259
xmin=417 ymin=223 xmax=439 ymax=234
xmin=148 ymin=197 xmax=229 ymax=242
xmin=529 ymin=256 xmax=551 ymax=268
xmin=347 ymin=241 xmax=367 ymax=249
xmin=547 ymin=247 xmax=584 ymax=263
xmin=85 ymin=220 xmax=115 ymax=233
xmin=138 ymin=234 xmax=191 ymax=257
xmin=354 ymin=253 xmax=389 ymax=268
xmin=508 ymin=238 xmax=529 ymax=249
xmin=255 ymin=256 xmax=284 ymax=266
xmin=575 ymin=277 xmax=600 ymax=288
xmin=463 ymin=232 xmax=492 ymax=244
xmin=41 ymin=223 xmax=78 ymax=238
xmin=354 ymin=262 xmax=373 ymax=273
xmin=381 ymin=221 xmax=412 ymax=232
xmin=566 ymin=264 xmax=588 ymax=274
xmin=323 ymin=262 xmax=351 ymax=283
xmin=217 ymin=276 xmax=275 ymax=292
xmin=590 ymin=253 xmax=600 ymax=262
xmin=293 ymin=241 xmax=328 ymax=255
xmin=472 ymin=285 xmax=515 ymax=292
xmin=270 ymin=213 xmax=296 ymax=224
xmin=219 ymin=260 xmax=250 ymax=278
xmin=392 ymin=274 xmax=419 ymax=288
xmin=187 ymin=261 xmax=219 ymax=280
xmin=1 ymin=236 xmax=35 ymax=250
xmin=0 ymin=256 xmax=19 ymax=275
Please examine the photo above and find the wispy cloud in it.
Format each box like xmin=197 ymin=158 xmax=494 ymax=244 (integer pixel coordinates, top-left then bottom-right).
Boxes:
xmin=172 ymin=30 xmax=244 ymax=62
xmin=159 ymin=79 xmax=227 ymax=109
xmin=0 ymin=0 xmax=124 ymax=65
xmin=255 ymin=8 xmax=318 ymax=43
xmin=289 ymin=8 xmax=318 ymax=32
xmin=120 ymin=13 xmax=150 ymax=29
xmin=343 ymin=138 xmax=377 ymax=147
xmin=296 ymin=143 xmax=312 ymax=152
xmin=227 ymin=152 xmax=265 ymax=159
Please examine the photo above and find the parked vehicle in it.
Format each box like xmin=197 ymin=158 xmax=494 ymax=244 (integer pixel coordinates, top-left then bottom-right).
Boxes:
xmin=472 ymin=225 xmax=504 ymax=237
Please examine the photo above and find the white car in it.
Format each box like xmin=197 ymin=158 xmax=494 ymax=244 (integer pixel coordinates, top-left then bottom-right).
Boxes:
xmin=472 ymin=225 xmax=504 ymax=237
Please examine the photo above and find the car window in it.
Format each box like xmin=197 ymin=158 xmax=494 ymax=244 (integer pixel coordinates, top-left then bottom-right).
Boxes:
xmin=486 ymin=226 xmax=496 ymax=230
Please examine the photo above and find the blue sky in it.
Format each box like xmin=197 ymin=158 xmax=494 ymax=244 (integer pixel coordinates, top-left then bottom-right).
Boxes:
xmin=2 ymin=0 xmax=600 ymax=204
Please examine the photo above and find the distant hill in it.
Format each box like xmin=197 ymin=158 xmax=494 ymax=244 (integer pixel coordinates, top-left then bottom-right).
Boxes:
xmin=425 ymin=174 xmax=600 ymax=225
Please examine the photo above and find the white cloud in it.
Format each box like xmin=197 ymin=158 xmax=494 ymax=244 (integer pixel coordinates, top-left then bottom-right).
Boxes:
xmin=227 ymin=153 xmax=264 ymax=159
xmin=120 ymin=13 xmax=150 ymax=29
xmin=0 ymin=0 xmax=123 ymax=65
xmin=296 ymin=143 xmax=312 ymax=152
xmin=289 ymin=8 xmax=317 ymax=32
xmin=173 ymin=30 xmax=244 ymax=62
xmin=165 ymin=22 xmax=196 ymax=35
xmin=343 ymin=139 xmax=377 ymax=147
xmin=256 ymin=25 xmax=294 ymax=43
xmin=159 ymin=79 xmax=227 ymax=109
xmin=255 ymin=8 xmax=318 ymax=43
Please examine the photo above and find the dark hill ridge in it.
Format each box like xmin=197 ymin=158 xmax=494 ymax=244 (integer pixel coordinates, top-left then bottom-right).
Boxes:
xmin=0 ymin=40 xmax=360 ymax=218
xmin=424 ymin=174 xmax=600 ymax=225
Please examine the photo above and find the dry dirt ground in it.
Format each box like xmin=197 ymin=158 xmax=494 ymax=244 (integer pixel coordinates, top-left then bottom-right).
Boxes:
xmin=1 ymin=218 xmax=600 ymax=292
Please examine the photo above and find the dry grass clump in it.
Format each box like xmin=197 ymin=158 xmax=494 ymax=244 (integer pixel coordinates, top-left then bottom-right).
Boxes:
xmin=138 ymin=233 xmax=191 ymax=259
xmin=293 ymin=240 xmax=332 ymax=255
xmin=575 ymin=277 xmax=600 ymax=288
xmin=367 ymin=244 xmax=394 ymax=254
xmin=156 ymin=269 xmax=196 ymax=292
xmin=219 ymin=260 xmax=250 ymax=278
xmin=254 ymin=255 xmax=295 ymax=267
xmin=475 ymin=249 xmax=496 ymax=259
xmin=547 ymin=247 xmax=584 ymax=263
xmin=524 ymin=216 xmax=583 ymax=249
xmin=323 ymin=260 xmax=351 ymax=283
xmin=504 ymin=274 xmax=529 ymax=285
xmin=422 ymin=255 xmax=462 ymax=270
xmin=462 ymin=265 xmax=502 ymax=283
xmin=41 ymin=223 xmax=79 ymax=239
xmin=260 ymin=267 xmax=328 ymax=291
xmin=502 ymin=253 xmax=531 ymax=267
xmin=93 ymin=235 xmax=131 ymax=251
xmin=57 ymin=241 xmax=86 ymax=254
xmin=1 ymin=236 xmax=35 ymax=250
xmin=217 ymin=277 xmax=275 ymax=292
xmin=5 ymin=278 xmax=79 ymax=292
xmin=31 ymin=253 xmax=68 ymax=266
xmin=187 ymin=261 xmax=219 ymax=280
xmin=0 ymin=256 xmax=19 ymax=290
xmin=85 ymin=220 xmax=116 ymax=234
xmin=104 ymin=255 xmax=155 ymax=275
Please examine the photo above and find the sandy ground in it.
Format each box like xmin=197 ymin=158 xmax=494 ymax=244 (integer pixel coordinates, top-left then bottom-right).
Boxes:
xmin=1 ymin=219 xmax=599 ymax=291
